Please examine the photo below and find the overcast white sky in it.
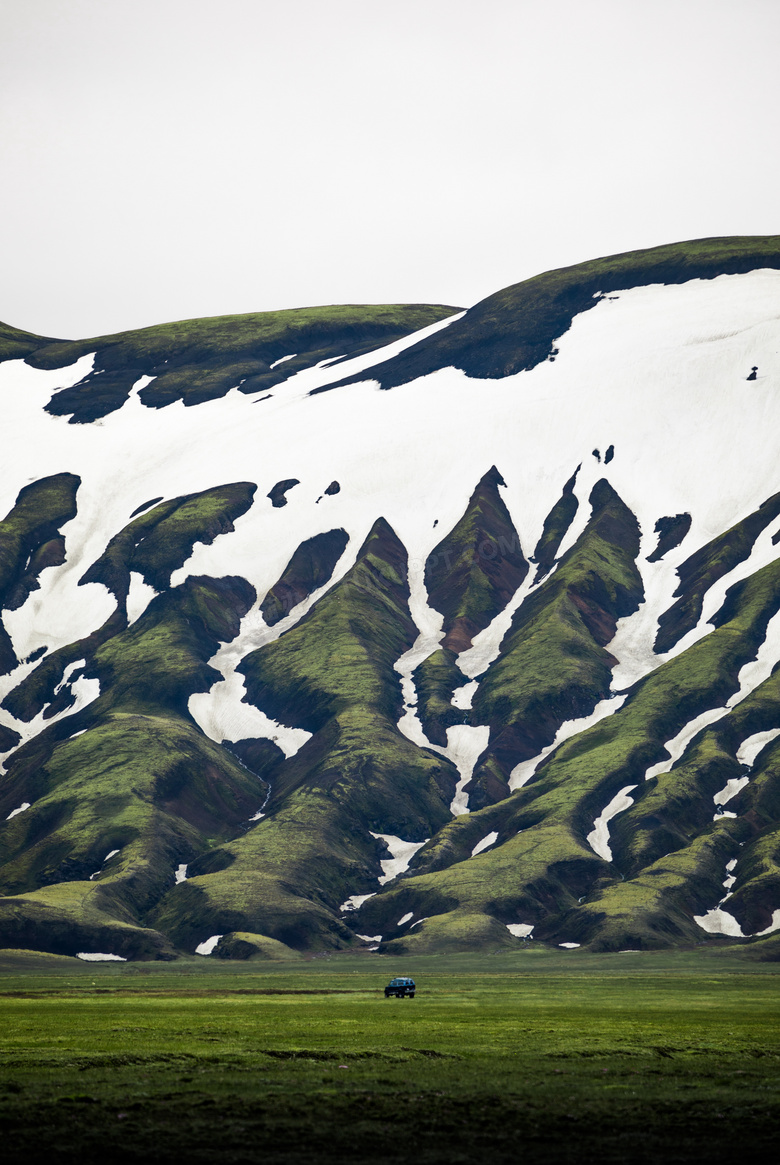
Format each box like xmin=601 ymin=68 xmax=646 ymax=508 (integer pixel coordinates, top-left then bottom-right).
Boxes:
xmin=1 ymin=0 xmax=779 ymax=339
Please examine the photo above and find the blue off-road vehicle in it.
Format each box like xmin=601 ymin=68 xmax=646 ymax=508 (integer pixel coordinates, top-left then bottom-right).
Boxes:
xmin=384 ymin=977 xmax=416 ymax=998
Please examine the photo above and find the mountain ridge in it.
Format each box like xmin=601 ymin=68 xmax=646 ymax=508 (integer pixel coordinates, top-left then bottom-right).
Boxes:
xmin=1 ymin=236 xmax=780 ymax=961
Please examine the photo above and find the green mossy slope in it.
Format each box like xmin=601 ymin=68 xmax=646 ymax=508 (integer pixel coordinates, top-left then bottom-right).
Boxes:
xmin=329 ymin=235 xmax=780 ymax=390
xmin=152 ymin=708 xmax=457 ymax=953
xmin=608 ymin=662 xmax=780 ymax=879
xmin=0 ymin=320 xmax=60 ymax=363
xmin=559 ymin=818 xmax=748 ymax=951
xmin=241 ymin=518 xmax=416 ymax=732
xmin=469 ymin=479 xmax=642 ymax=794
xmin=0 ymin=574 xmax=262 ymax=957
xmin=213 ymin=931 xmax=302 ymax=959
xmin=352 ymin=551 xmax=780 ymax=952
xmin=154 ymin=521 xmax=459 ymax=952
xmin=21 ymin=304 xmax=461 ymax=423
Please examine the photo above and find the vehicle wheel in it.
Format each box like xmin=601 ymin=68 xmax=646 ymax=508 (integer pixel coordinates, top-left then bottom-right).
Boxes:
xmin=409 ymin=992 xmax=415 ymax=998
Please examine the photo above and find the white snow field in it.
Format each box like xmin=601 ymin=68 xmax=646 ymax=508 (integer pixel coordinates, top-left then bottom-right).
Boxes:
xmin=2 ymin=272 xmax=780 ymax=793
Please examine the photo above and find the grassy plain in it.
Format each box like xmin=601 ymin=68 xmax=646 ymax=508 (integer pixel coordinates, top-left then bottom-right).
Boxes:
xmin=0 ymin=947 xmax=778 ymax=1163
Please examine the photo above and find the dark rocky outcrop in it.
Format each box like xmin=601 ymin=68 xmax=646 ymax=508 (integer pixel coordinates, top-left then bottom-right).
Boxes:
xmin=647 ymin=513 xmax=692 ymax=562
xmin=261 ymin=529 xmax=349 ymax=625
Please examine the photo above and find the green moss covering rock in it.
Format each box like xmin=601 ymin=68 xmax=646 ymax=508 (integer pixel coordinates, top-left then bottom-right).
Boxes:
xmin=155 ymin=521 xmax=458 ymax=952
xmin=470 ymin=478 xmax=642 ymax=789
xmin=82 ymin=481 xmax=257 ymax=600
xmin=350 ymin=550 xmax=780 ymax=951
xmin=558 ymin=819 xmax=747 ymax=951
xmin=241 ymin=518 xmax=416 ymax=732
xmin=413 ymin=648 xmax=465 ymax=747
xmin=424 ymin=466 xmax=527 ymax=653
xmin=0 ymin=320 xmax=60 ymax=363
xmin=22 ymin=303 xmax=461 ymax=423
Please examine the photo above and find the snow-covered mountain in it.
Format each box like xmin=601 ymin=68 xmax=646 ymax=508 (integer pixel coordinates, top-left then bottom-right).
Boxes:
xmin=2 ymin=236 xmax=780 ymax=961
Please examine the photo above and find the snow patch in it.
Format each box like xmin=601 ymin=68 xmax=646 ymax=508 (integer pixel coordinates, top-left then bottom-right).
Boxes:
xmin=455 ymin=571 xmax=539 ymax=682
xmin=174 ymin=864 xmax=188 ymax=884
xmin=736 ymin=728 xmax=780 ymax=767
xmin=509 ymin=694 xmax=626 ymax=791
xmin=269 ymin=353 xmax=298 ymax=370
xmin=76 ymin=952 xmax=127 ymax=962
xmin=340 ymin=893 xmax=376 ymax=913
xmin=446 ymin=725 xmax=491 ymax=815
xmin=370 ymin=832 xmax=427 ymax=885
xmin=694 ymin=906 xmax=746 ymax=937
xmin=5 ymin=801 xmax=30 ymax=820
xmin=559 ymin=942 xmax=581 ymax=949
xmin=356 ymin=934 xmax=382 ymax=943
xmin=394 ymin=562 xmax=489 ymax=815
xmin=587 ymin=784 xmax=637 ymax=862
xmin=190 ymin=664 xmax=311 ymax=758
xmin=451 ymin=680 xmax=478 ymax=710
xmin=506 ymin=923 xmax=534 ymax=938
xmin=126 ymin=572 xmax=158 ymax=625
xmin=695 ymin=857 xmax=747 ymax=936
xmin=397 ymin=912 xmax=414 ymax=926
xmin=713 ymin=777 xmax=750 ymax=807
xmin=471 ymin=831 xmax=498 ymax=857
xmin=195 ymin=935 xmax=223 ymax=955
xmin=609 ymin=534 xmax=690 ymax=689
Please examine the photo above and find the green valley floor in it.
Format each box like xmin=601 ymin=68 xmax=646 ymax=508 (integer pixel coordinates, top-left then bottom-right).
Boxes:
xmin=0 ymin=947 xmax=778 ymax=1164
